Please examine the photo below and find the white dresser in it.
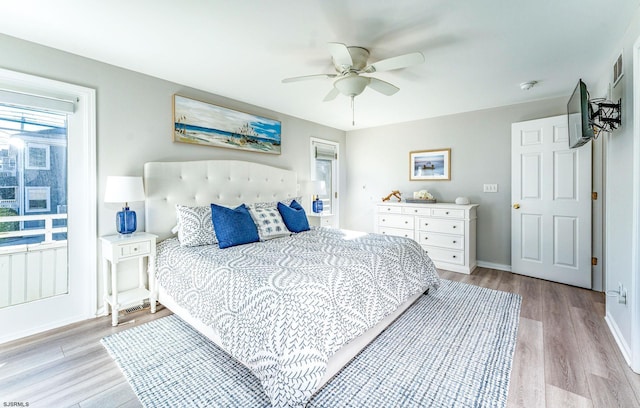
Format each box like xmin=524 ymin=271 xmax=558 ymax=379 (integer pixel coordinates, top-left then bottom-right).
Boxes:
xmin=375 ymin=202 xmax=479 ymax=274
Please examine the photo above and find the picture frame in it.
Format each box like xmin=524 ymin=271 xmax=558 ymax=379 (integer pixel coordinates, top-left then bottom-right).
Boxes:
xmin=409 ymin=148 xmax=451 ymax=181
xmin=173 ymin=94 xmax=281 ymax=154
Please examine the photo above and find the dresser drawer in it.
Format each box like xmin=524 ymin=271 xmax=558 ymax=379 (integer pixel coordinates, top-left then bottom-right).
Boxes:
xmin=423 ymin=246 xmax=465 ymax=265
xmin=378 ymin=226 xmax=414 ymax=239
xmin=418 ymin=231 xmax=464 ymax=250
xmin=377 ymin=214 xmax=414 ymax=230
xmin=417 ymin=217 xmax=464 ymax=234
xmin=378 ymin=205 xmax=402 ymax=214
xmin=402 ymin=206 xmax=431 ymax=216
xmin=431 ymin=208 xmax=465 ymax=218
xmin=119 ymin=241 xmax=151 ymax=258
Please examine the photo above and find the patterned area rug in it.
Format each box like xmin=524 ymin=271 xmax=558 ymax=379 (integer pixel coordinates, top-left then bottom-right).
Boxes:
xmin=101 ymin=280 xmax=521 ymax=407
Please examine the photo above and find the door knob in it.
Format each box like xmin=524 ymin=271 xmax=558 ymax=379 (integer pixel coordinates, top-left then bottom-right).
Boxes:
xmin=513 ymin=203 xmax=520 ymax=209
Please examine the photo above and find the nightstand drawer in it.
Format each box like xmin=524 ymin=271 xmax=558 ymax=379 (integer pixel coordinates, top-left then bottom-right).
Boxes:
xmin=119 ymin=241 xmax=151 ymax=258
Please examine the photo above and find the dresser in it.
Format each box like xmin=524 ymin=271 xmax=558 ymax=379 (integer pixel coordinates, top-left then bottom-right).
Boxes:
xmin=375 ymin=202 xmax=478 ymax=274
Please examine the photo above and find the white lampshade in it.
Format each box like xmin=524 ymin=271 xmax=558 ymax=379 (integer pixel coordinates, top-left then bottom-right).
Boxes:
xmin=313 ymin=180 xmax=327 ymax=195
xmin=104 ymin=176 xmax=145 ymax=204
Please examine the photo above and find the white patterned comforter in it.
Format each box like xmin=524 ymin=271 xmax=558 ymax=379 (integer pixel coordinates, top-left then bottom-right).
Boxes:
xmin=155 ymin=227 xmax=440 ymax=407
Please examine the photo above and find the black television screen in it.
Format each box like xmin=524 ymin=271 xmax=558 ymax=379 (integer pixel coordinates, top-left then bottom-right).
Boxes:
xmin=567 ymin=79 xmax=594 ymax=149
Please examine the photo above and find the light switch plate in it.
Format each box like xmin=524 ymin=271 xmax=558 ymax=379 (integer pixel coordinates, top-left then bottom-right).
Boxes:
xmin=483 ymin=184 xmax=498 ymax=193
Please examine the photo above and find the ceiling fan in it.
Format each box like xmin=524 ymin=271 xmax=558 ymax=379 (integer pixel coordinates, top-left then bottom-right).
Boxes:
xmin=282 ymin=42 xmax=425 ymax=125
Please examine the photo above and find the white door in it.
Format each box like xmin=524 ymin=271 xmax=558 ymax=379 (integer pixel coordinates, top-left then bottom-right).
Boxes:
xmin=0 ymin=69 xmax=96 ymax=344
xmin=511 ymin=115 xmax=592 ymax=288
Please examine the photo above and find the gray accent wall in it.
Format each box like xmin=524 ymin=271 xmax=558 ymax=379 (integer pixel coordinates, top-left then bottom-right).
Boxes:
xmin=343 ymin=98 xmax=568 ymax=268
xmin=0 ymin=33 xmax=346 ymax=305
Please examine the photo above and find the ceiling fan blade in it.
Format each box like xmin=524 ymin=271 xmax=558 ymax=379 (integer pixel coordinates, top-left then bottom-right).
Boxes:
xmin=367 ymin=77 xmax=400 ymax=96
xmin=282 ymin=74 xmax=336 ymax=83
xmin=327 ymin=42 xmax=353 ymax=69
xmin=323 ymin=87 xmax=340 ymax=102
xmin=365 ymin=52 xmax=425 ymax=73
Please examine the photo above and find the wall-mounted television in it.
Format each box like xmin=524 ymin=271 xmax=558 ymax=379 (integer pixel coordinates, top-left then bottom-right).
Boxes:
xmin=567 ymin=79 xmax=595 ymax=149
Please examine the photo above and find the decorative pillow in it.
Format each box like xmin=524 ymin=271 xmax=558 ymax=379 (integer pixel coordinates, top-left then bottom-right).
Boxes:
xmin=248 ymin=196 xmax=301 ymax=210
xmin=277 ymin=199 xmax=310 ymax=233
xmin=175 ymin=205 xmax=217 ymax=247
xmin=248 ymin=205 xmax=290 ymax=241
xmin=210 ymin=203 xmax=260 ymax=249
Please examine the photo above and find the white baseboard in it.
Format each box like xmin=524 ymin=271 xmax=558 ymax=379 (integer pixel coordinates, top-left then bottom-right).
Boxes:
xmin=476 ymin=261 xmax=512 ymax=272
xmin=605 ymin=311 xmax=632 ymax=367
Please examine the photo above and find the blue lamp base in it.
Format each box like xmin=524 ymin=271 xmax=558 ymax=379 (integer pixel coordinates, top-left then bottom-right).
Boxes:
xmin=116 ymin=207 xmax=137 ymax=235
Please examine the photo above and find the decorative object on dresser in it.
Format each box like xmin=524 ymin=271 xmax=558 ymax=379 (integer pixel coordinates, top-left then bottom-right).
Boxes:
xmin=104 ymin=176 xmax=146 ymax=235
xmin=406 ymin=189 xmax=436 ymax=203
xmin=455 ymin=196 xmax=470 ymax=205
xmin=382 ymin=190 xmax=402 ymax=202
xmin=375 ymin=201 xmax=478 ymax=274
xmin=311 ymin=180 xmax=327 ymax=213
xmin=173 ymin=94 xmax=282 ymax=154
xmin=100 ymin=232 xmax=158 ymax=326
xmin=409 ymin=148 xmax=451 ymax=181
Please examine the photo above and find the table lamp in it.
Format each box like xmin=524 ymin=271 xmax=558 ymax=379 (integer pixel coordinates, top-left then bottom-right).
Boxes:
xmin=105 ymin=176 xmax=145 ymax=235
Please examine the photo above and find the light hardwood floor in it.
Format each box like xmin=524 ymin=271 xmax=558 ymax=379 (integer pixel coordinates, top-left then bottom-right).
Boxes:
xmin=1 ymin=267 xmax=639 ymax=407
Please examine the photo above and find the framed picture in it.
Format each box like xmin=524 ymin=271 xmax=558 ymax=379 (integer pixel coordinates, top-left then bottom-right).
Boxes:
xmin=173 ymin=94 xmax=281 ymax=154
xmin=409 ymin=148 xmax=451 ymax=181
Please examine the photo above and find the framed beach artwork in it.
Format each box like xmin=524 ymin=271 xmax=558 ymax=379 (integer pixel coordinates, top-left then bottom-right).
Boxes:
xmin=409 ymin=148 xmax=451 ymax=181
xmin=173 ymin=95 xmax=281 ymax=154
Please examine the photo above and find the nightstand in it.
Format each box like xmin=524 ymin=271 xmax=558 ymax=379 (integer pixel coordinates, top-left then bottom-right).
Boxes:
xmin=100 ymin=232 xmax=158 ymax=326
xmin=308 ymin=212 xmax=335 ymax=228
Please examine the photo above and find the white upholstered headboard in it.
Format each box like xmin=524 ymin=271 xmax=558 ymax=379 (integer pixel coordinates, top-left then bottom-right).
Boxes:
xmin=144 ymin=160 xmax=299 ymax=240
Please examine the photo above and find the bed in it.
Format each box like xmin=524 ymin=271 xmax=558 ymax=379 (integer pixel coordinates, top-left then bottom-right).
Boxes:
xmin=144 ymin=159 xmax=440 ymax=407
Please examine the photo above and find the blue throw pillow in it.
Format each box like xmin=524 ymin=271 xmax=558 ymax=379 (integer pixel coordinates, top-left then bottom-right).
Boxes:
xmin=210 ymin=203 xmax=260 ymax=249
xmin=277 ymin=200 xmax=310 ymax=233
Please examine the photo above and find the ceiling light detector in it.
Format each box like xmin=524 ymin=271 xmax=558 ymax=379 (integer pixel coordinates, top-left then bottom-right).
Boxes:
xmin=520 ymin=81 xmax=538 ymax=91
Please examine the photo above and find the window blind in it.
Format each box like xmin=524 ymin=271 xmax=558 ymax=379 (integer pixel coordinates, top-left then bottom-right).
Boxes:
xmin=0 ymin=89 xmax=75 ymax=114
xmin=314 ymin=142 xmax=336 ymax=160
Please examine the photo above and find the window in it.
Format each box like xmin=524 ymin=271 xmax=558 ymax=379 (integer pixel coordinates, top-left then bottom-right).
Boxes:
xmin=0 ymin=186 xmax=17 ymax=201
xmin=25 ymin=186 xmax=50 ymax=212
xmin=26 ymin=143 xmax=50 ymax=170
xmin=310 ymin=138 xmax=339 ymax=227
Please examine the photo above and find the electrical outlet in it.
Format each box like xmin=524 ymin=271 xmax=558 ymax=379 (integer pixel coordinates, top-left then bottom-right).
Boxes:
xmin=483 ymin=184 xmax=498 ymax=193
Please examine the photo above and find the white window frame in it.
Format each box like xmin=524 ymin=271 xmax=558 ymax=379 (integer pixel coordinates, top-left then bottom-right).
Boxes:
xmin=25 ymin=186 xmax=50 ymax=212
xmin=25 ymin=143 xmax=50 ymax=170
xmin=309 ymin=137 xmax=339 ymax=227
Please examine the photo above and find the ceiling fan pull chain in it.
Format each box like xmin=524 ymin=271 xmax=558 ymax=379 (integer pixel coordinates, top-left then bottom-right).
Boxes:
xmin=351 ymin=95 xmax=355 ymax=126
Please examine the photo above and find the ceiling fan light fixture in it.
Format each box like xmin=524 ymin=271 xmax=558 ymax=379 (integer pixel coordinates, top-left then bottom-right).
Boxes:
xmin=334 ymin=75 xmax=370 ymax=96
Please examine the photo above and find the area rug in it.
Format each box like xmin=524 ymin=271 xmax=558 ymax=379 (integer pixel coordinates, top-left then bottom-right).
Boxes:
xmin=101 ymin=280 xmax=521 ymax=407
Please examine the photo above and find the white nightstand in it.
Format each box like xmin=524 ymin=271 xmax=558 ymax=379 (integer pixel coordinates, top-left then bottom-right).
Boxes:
xmin=308 ymin=212 xmax=335 ymax=228
xmin=100 ymin=232 xmax=158 ymax=326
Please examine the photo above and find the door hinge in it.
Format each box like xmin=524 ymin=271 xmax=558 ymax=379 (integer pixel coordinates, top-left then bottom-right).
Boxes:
xmin=592 ymin=257 xmax=598 ymax=266
xmin=592 ymin=192 xmax=598 ymax=200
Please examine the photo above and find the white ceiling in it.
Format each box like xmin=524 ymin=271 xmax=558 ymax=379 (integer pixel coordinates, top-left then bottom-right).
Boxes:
xmin=1 ymin=0 xmax=637 ymax=131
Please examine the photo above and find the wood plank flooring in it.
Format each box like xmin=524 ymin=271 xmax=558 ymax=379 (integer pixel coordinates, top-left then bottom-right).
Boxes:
xmin=1 ymin=267 xmax=638 ymax=407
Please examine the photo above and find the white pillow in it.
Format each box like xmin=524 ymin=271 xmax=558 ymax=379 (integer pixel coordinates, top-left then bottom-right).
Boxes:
xmin=248 ymin=205 xmax=290 ymax=241
xmin=175 ymin=205 xmax=217 ymax=247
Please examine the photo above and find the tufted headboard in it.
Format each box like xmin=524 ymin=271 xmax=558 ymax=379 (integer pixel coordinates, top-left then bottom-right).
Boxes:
xmin=144 ymin=160 xmax=299 ymax=240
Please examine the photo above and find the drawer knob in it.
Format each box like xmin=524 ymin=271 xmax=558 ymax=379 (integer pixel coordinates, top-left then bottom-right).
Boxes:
xmin=453 ymin=255 xmax=457 ymax=258
xmin=424 ymin=223 xmax=428 ymax=226
xmin=424 ymin=237 xmax=428 ymax=240
xmin=133 ymin=247 xmax=138 ymax=251
xmin=453 ymin=240 xmax=456 ymax=244
xmin=387 ymin=208 xmax=391 ymax=211
xmin=414 ymin=209 xmax=418 ymax=213
xmin=453 ymin=226 xmax=456 ymax=229
xmin=382 ymin=232 xmax=386 ymax=234
xmin=404 ymin=234 xmax=408 ymax=237
xmin=404 ymin=221 xmax=408 ymax=224
xmin=446 ymin=211 xmax=450 ymax=214
xmin=382 ymin=219 xmax=386 ymax=222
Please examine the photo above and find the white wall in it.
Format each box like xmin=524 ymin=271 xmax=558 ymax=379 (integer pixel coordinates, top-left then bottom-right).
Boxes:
xmin=596 ymin=7 xmax=640 ymax=369
xmin=0 ymin=33 xmax=346 ymax=310
xmin=343 ymin=98 xmax=567 ymax=268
